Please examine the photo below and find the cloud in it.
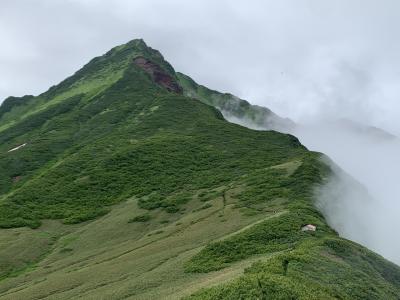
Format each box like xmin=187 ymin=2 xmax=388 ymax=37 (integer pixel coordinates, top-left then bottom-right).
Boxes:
xmin=295 ymin=121 xmax=400 ymax=264
xmin=2 ymin=1 xmax=400 ymax=132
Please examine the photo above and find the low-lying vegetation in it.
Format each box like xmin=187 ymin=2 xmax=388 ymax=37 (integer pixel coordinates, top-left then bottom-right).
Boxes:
xmin=185 ymin=156 xmax=333 ymax=273
xmin=128 ymin=214 xmax=151 ymax=223
xmin=0 ymin=39 xmax=399 ymax=299
xmin=0 ymin=70 xmax=306 ymax=228
xmin=185 ymin=236 xmax=400 ymax=300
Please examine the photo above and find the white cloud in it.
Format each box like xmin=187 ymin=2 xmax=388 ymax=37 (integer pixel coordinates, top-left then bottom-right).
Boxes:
xmin=2 ymin=0 xmax=400 ymax=132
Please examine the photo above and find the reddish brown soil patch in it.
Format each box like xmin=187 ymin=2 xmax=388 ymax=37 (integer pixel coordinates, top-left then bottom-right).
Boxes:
xmin=134 ymin=57 xmax=183 ymax=93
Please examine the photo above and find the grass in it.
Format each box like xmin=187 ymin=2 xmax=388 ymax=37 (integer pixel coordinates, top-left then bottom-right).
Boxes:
xmin=129 ymin=213 xmax=151 ymax=223
xmin=0 ymin=194 xmax=274 ymax=299
xmin=185 ymin=237 xmax=400 ymax=300
xmin=0 ymin=220 xmax=76 ymax=280
xmin=184 ymin=156 xmax=333 ymax=273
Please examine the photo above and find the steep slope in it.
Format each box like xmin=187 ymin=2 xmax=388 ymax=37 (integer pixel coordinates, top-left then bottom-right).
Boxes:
xmin=323 ymin=118 xmax=397 ymax=141
xmin=0 ymin=39 xmax=399 ymax=299
xmin=178 ymin=73 xmax=398 ymax=142
xmin=177 ymin=73 xmax=295 ymax=133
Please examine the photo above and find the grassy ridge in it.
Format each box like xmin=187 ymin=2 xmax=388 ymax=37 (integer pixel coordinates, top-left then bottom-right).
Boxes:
xmin=183 ymin=156 xmax=400 ymax=299
xmin=177 ymin=72 xmax=294 ymax=131
xmin=0 ymin=39 xmax=399 ymax=299
xmin=0 ymin=64 xmax=306 ymax=228
xmin=185 ymin=237 xmax=400 ymax=300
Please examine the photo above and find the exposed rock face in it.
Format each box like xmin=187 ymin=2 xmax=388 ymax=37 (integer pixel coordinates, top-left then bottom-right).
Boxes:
xmin=133 ymin=57 xmax=183 ymax=93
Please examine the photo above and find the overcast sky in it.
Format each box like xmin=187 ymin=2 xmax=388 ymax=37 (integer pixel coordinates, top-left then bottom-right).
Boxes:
xmin=1 ymin=0 xmax=400 ymax=133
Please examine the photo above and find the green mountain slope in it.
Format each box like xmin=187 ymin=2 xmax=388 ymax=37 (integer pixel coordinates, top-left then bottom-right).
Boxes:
xmin=0 ymin=39 xmax=399 ymax=299
xmin=177 ymin=72 xmax=294 ymax=132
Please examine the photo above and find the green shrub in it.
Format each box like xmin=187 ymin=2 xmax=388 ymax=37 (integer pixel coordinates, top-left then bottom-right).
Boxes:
xmin=128 ymin=214 xmax=151 ymax=223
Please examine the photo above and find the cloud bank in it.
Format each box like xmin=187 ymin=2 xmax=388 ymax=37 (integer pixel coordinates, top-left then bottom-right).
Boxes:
xmin=296 ymin=121 xmax=400 ymax=264
xmin=2 ymin=0 xmax=400 ymax=132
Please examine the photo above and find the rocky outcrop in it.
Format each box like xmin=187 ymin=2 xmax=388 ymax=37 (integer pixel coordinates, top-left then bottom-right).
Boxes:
xmin=134 ymin=57 xmax=182 ymax=94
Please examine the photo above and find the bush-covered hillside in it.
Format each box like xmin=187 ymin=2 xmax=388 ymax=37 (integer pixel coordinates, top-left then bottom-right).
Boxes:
xmin=0 ymin=39 xmax=399 ymax=299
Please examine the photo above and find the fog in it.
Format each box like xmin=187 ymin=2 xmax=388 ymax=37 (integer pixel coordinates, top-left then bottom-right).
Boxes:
xmin=2 ymin=1 xmax=400 ymax=263
xmin=224 ymin=111 xmax=400 ymax=264
xmin=296 ymin=121 xmax=400 ymax=263
xmin=2 ymin=1 xmax=400 ymax=135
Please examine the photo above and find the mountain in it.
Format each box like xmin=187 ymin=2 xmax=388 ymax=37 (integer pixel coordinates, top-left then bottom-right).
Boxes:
xmin=176 ymin=73 xmax=295 ymax=133
xmin=0 ymin=39 xmax=399 ymax=299
xmin=178 ymin=78 xmax=397 ymax=143
xmin=331 ymin=118 xmax=397 ymax=141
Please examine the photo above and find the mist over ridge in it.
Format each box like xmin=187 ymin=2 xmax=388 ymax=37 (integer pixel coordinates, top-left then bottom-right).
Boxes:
xmin=223 ymin=107 xmax=400 ymax=265
xmin=296 ymin=119 xmax=400 ymax=264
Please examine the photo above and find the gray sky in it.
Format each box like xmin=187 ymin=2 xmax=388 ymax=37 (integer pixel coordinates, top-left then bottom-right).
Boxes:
xmin=1 ymin=0 xmax=400 ymax=133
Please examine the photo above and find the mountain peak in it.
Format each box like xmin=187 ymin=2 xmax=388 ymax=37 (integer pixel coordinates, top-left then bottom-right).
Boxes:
xmin=42 ymin=38 xmax=178 ymax=100
xmin=106 ymin=38 xmax=153 ymax=57
xmin=125 ymin=38 xmax=147 ymax=47
xmin=0 ymin=39 xmax=400 ymax=299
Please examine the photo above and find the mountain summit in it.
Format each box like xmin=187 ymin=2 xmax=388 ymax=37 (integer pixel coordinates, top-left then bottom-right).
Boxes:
xmin=0 ymin=39 xmax=399 ymax=299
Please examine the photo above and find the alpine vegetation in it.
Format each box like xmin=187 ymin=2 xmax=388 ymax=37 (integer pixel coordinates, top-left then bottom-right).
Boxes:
xmin=0 ymin=39 xmax=399 ymax=299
